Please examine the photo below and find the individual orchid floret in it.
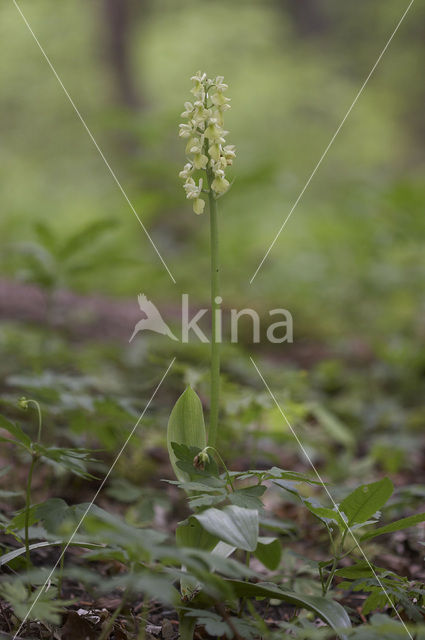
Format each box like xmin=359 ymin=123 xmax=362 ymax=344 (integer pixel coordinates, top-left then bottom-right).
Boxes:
xmin=211 ymin=175 xmax=230 ymax=195
xmin=188 ymin=138 xmax=203 ymax=154
xmin=178 ymin=122 xmax=194 ymax=138
xmin=183 ymin=177 xmax=203 ymax=200
xmin=182 ymin=177 xmax=205 ymax=215
xmin=181 ymin=101 xmax=194 ymax=118
xmin=179 ymin=163 xmax=193 ymax=180
xmin=191 ymin=70 xmax=207 ymax=85
xmin=213 ymin=75 xmax=228 ymax=92
xmin=204 ymin=118 xmax=222 ymax=142
xmin=223 ymin=144 xmax=236 ymax=165
xmin=193 ymin=153 xmax=208 ymax=170
xmin=211 ymin=92 xmax=230 ymax=108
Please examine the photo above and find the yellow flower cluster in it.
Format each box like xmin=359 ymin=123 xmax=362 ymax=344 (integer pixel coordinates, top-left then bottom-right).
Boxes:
xmin=179 ymin=71 xmax=236 ymax=214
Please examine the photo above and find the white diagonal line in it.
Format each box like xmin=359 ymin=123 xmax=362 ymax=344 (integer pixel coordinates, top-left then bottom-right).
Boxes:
xmin=250 ymin=0 xmax=415 ymax=284
xmin=12 ymin=357 xmax=176 ymax=639
xmin=250 ymin=356 xmax=413 ymax=639
xmin=12 ymin=0 xmax=176 ymax=285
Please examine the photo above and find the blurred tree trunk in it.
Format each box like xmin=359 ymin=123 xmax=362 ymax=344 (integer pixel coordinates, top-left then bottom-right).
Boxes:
xmin=102 ymin=0 xmax=144 ymax=110
xmin=278 ymin=0 xmax=329 ymax=37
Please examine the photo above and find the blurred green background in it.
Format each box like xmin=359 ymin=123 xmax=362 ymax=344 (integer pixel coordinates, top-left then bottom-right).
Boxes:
xmin=1 ymin=0 xmax=424 ymax=344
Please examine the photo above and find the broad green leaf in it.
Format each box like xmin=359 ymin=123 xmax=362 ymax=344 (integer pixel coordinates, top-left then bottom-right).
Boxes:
xmin=339 ymin=478 xmax=393 ymax=526
xmin=213 ymin=541 xmax=236 ymax=558
xmin=254 ymin=537 xmax=282 ymax=570
xmin=176 ymin=517 xmax=218 ymax=551
xmin=360 ymin=512 xmax=425 ymax=541
xmin=167 ymin=387 xmax=206 ymax=482
xmin=194 ymin=505 xmax=259 ymax=552
xmin=0 ymin=540 xmax=101 ymax=566
xmin=227 ymin=580 xmax=351 ymax=639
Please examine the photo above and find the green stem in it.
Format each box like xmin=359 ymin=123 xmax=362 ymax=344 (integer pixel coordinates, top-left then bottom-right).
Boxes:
xmin=58 ymin=542 xmax=65 ymax=597
xmin=207 ymin=182 xmax=220 ymax=448
xmin=323 ymin=555 xmax=338 ymax=594
xmin=25 ymin=455 xmax=37 ymax=570
xmin=178 ymin=609 xmax=196 ymax=640
xmin=203 ymin=446 xmax=234 ymax=490
xmin=323 ymin=528 xmax=348 ymax=594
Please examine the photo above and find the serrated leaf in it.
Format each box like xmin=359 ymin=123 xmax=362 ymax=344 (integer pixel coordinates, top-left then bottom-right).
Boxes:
xmin=167 ymin=387 xmax=206 ymax=482
xmin=194 ymin=505 xmax=259 ymax=552
xmin=340 ymin=478 xmax=393 ymax=526
xmin=229 ymin=484 xmax=266 ymax=510
xmin=335 ymin=561 xmax=384 ymax=579
xmin=0 ymin=416 xmax=31 ymax=449
xmin=362 ymin=590 xmax=387 ymax=616
xmin=0 ymin=581 xmax=71 ymax=624
xmin=34 ymin=445 xmax=96 ymax=479
xmin=360 ymin=512 xmax=425 ymax=541
xmin=303 ymin=498 xmax=346 ymax=531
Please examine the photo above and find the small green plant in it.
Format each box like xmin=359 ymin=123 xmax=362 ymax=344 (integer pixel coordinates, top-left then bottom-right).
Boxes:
xmin=168 ymin=71 xmax=346 ymax=639
xmin=164 ymin=72 xmax=425 ymax=639
xmin=177 ymin=70 xmax=235 ymax=448
xmin=0 ymin=400 xmax=95 ymax=566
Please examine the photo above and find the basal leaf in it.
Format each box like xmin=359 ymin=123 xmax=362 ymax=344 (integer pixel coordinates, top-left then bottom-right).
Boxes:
xmin=167 ymin=387 xmax=206 ymax=482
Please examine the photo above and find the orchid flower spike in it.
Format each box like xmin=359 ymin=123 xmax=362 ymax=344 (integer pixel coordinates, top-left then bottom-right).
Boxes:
xmin=178 ymin=71 xmax=235 ymax=214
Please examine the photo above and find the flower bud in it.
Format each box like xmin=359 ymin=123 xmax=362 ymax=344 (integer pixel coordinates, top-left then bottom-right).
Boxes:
xmin=193 ymin=449 xmax=210 ymax=470
xmin=18 ymin=396 xmax=29 ymax=410
xmin=193 ymin=198 xmax=205 ymax=215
